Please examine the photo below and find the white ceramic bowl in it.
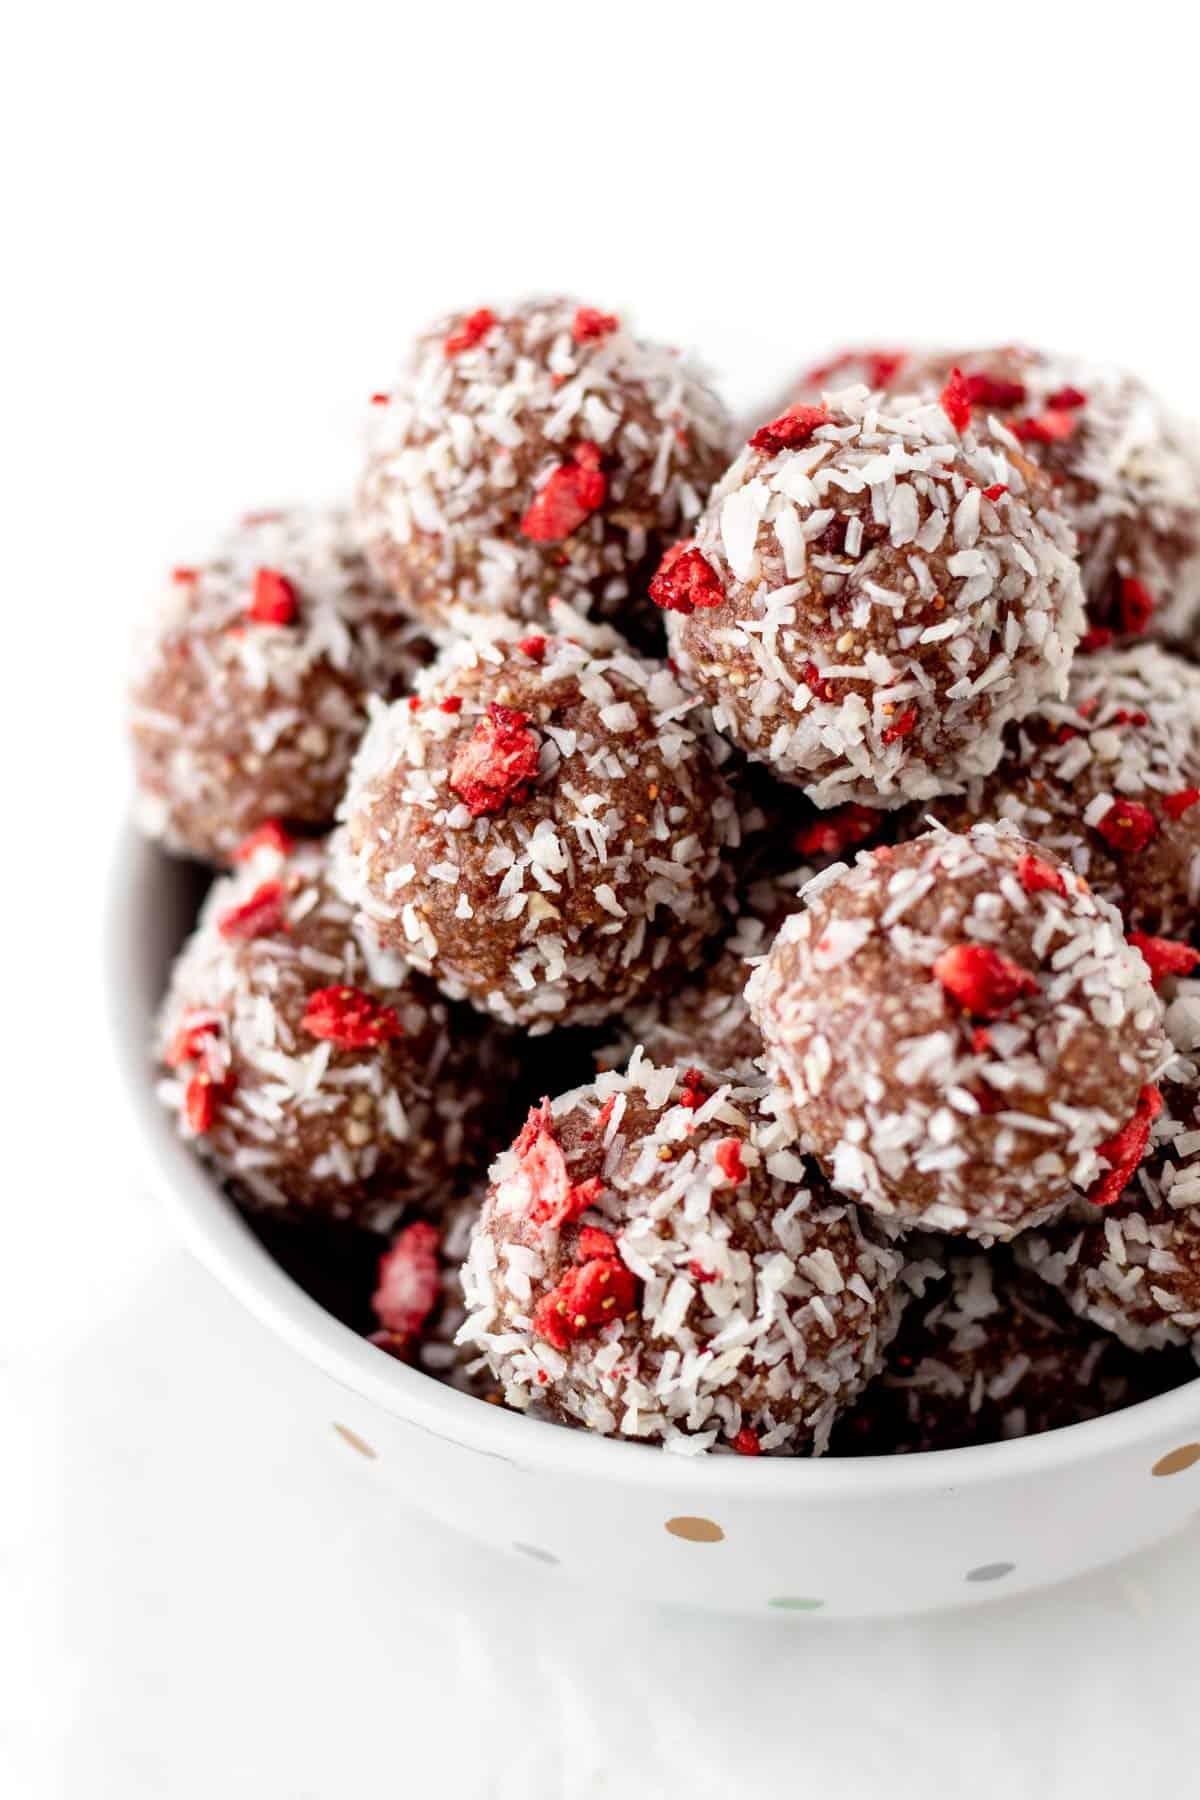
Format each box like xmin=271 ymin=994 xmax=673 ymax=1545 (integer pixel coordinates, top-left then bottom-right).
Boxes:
xmin=110 ymin=829 xmax=1200 ymax=1618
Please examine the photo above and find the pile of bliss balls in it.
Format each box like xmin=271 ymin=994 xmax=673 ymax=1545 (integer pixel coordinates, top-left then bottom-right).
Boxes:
xmin=134 ymin=303 xmax=1200 ymax=1457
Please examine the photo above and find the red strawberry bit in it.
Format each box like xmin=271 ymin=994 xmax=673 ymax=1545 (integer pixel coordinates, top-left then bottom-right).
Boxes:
xmin=248 ymin=568 xmax=297 ymax=626
xmin=802 ymin=661 xmax=846 ymax=704
xmin=748 ymin=403 xmax=830 ymax=456
xmin=804 ymin=348 xmax=907 ymax=390
xmin=1045 ymin=385 xmax=1087 ymax=410
xmin=794 ymin=803 xmax=878 ymax=859
xmin=1088 ymin=1086 xmax=1163 ymax=1208
xmin=1077 ymin=697 xmax=1100 ymax=720
xmin=732 ymin=1427 xmax=761 ymax=1457
xmin=983 ymin=483 xmax=1009 ymax=502
xmin=576 ymin=1225 xmax=620 ymax=1262
xmin=302 ymin=985 xmax=403 ymax=1050
xmin=532 ymin=1256 xmax=638 ymax=1351
xmin=1118 ymin=576 xmax=1155 ymax=636
xmin=1013 ymin=409 xmax=1077 ymax=444
xmin=881 ymin=705 xmax=918 ymax=745
xmin=166 ymin=1010 xmax=221 ymax=1069
xmin=1096 ymin=798 xmax=1157 ymax=855
xmin=648 ymin=542 xmax=725 ymax=615
xmin=372 ymin=1221 xmax=441 ymax=1337
xmin=217 ymin=880 xmax=287 ymax=942
xmin=184 ymin=1070 xmax=232 ymax=1135
xmin=1163 ymin=787 xmax=1200 ymax=821
xmin=939 ymin=367 xmax=972 ymax=433
xmin=714 ymin=1138 xmax=746 ymax=1184
xmin=438 ymin=694 xmax=463 ymax=714
xmin=519 ymin=441 xmax=607 ymax=542
xmin=1128 ymin=932 xmax=1200 ymax=987
xmin=233 ymin=819 xmax=294 ymax=863
xmin=594 ymin=1094 xmax=617 ymax=1135
xmin=964 ymin=373 xmax=1027 ymax=410
xmin=689 ymin=1260 xmax=717 ymax=1283
xmin=369 ymin=392 xmax=389 ymax=406
xmin=971 ymin=1026 xmax=993 ymax=1056
xmin=171 ymin=566 xmax=199 ymax=585
xmin=1112 ymin=709 xmax=1148 ymax=728
xmin=449 ymin=702 xmax=540 ymax=817
xmin=517 ymin=634 xmax=547 ymax=663
xmin=1080 ymin=626 xmax=1114 ymax=653
xmin=572 ymin=306 xmax=619 ymax=344
xmin=678 ymin=1067 xmax=710 ymax=1111
xmin=407 ymin=695 xmax=421 ymax=712
xmin=1017 ymin=853 xmax=1068 ymax=898
xmin=443 ymin=307 xmax=496 ymax=357
xmin=514 ymin=1100 xmax=606 ymax=1232
xmin=934 ymin=943 xmax=1039 ymax=1019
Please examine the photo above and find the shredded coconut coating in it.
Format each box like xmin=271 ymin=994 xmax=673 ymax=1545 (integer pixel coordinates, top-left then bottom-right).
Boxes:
xmin=456 ymin=1056 xmax=907 ymax=1455
xmin=155 ymin=838 xmax=510 ymax=1229
xmin=357 ymin=296 xmax=734 ymax=637
xmin=665 ymin=386 xmax=1084 ymax=807
xmin=129 ymin=508 xmax=431 ymax=863
xmin=886 ymin=348 xmax=1200 ymax=646
xmin=746 ymin=823 xmax=1168 ymax=1240
xmin=915 ymin=643 xmax=1200 ymax=937
xmin=333 ymin=608 xmax=737 ymax=1032
xmin=834 ymin=1245 xmax=1184 ymax=1454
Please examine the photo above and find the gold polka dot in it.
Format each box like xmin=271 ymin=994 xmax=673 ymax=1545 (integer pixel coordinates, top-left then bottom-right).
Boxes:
xmin=333 ymin=1422 xmax=377 ymax=1459
xmin=1152 ymin=1443 xmax=1200 ymax=1477
xmin=665 ymin=1515 xmax=724 ymax=1543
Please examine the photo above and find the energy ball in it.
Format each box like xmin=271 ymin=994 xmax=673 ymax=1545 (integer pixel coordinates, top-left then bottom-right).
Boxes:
xmin=746 ymin=823 xmax=1168 ymax=1239
xmin=358 ymin=296 xmax=733 ymax=637
xmin=656 ymin=385 xmax=1084 ymax=809
xmin=456 ymin=1057 xmax=906 ymax=1455
xmin=915 ymin=642 xmax=1200 ymax=939
xmin=833 ymin=1246 xmax=1184 ymax=1455
xmin=156 ymin=835 xmax=508 ymax=1230
xmin=884 ymin=347 xmax=1200 ymax=646
xmin=333 ymin=610 xmax=737 ymax=1032
xmin=130 ymin=507 xmax=431 ymax=863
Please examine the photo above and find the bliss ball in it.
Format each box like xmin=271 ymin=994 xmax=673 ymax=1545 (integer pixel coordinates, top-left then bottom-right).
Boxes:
xmin=883 ymin=348 xmax=1200 ymax=647
xmin=455 ymin=1057 xmax=906 ymax=1455
xmin=129 ymin=507 xmax=431 ymax=864
xmin=833 ymin=1246 xmax=1184 ymax=1455
xmin=357 ymin=296 xmax=733 ymax=638
xmin=655 ymin=385 xmax=1084 ymax=809
xmin=746 ymin=823 xmax=1168 ymax=1240
xmin=155 ymin=836 xmax=509 ymax=1230
xmin=916 ymin=643 xmax=1200 ymax=939
xmin=333 ymin=610 xmax=737 ymax=1032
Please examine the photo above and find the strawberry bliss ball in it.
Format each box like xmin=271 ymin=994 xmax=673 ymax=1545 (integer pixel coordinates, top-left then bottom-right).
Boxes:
xmin=155 ymin=835 xmax=507 ymax=1229
xmin=357 ymin=297 xmax=733 ymax=635
xmin=333 ymin=612 xmax=736 ymax=1032
xmin=455 ymin=1056 xmax=906 ymax=1454
xmin=129 ymin=508 xmax=430 ymax=863
xmin=746 ymin=823 xmax=1168 ymax=1240
xmin=835 ymin=1247 xmax=1180 ymax=1454
xmin=885 ymin=348 xmax=1200 ymax=646
xmin=919 ymin=642 xmax=1200 ymax=939
xmin=655 ymin=384 xmax=1084 ymax=808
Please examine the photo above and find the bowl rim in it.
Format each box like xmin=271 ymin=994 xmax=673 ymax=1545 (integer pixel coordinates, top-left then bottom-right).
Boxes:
xmin=108 ymin=824 xmax=1200 ymax=1498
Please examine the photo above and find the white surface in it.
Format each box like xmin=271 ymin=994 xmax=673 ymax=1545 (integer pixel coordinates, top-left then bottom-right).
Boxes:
xmin=7 ymin=2 xmax=1200 ymax=1792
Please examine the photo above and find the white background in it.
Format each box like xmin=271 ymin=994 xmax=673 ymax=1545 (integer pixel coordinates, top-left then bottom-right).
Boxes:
xmin=6 ymin=3 xmax=1200 ymax=1794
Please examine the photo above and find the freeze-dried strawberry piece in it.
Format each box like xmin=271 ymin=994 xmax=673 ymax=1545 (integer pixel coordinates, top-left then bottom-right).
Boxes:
xmin=1118 ymin=576 xmax=1155 ymax=636
xmin=302 ymin=985 xmax=403 ymax=1050
xmin=520 ymin=441 xmax=607 ymax=542
xmin=1017 ymin=853 xmax=1068 ymax=898
xmin=940 ymin=367 xmax=972 ymax=433
xmin=933 ymin=943 xmax=1039 ymax=1018
xmin=732 ymin=1427 xmax=761 ymax=1456
xmin=1045 ymin=385 xmax=1087 ymax=410
xmin=794 ymin=803 xmax=879 ymax=859
xmin=1088 ymin=1086 xmax=1163 ymax=1208
xmin=688 ymin=1260 xmax=717 ymax=1283
xmin=516 ymin=634 xmax=547 ymax=663
xmin=575 ymin=1226 xmax=620 ymax=1263
xmin=531 ymin=1256 xmax=638 ymax=1350
xmin=964 ymin=373 xmax=1027 ymax=410
xmin=1128 ymin=932 xmax=1200 ymax=987
xmin=449 ymin=702 xmax=540 ymax=817
xmin=172 ymin=566 xmax=199 ymax=585
xmin=443 ymin=307 xmax=496 ymax=356
xmin=439 ymin=695 xmax=463 ymax=714
xmin=881 ymin=705 xmax=918 ymax=745
xmin=983 ymin=483 xmax=1009 ymax=501
xmin=166 ymin=1010 xmax=221 ymax=1069
xmin=648 ymin=542 xmax=725 ymax=615
xmin=1096 ymin=798 xmax=1158 ymax=854
xmin=184 ymin=1070 xmax=233 ymax=1135
xmin=372 ymin=1221 xmax=442 ymax=1337
xmin=714 ymin=1138 xmax=746 ymax=1184
xmin=1080 ymin=626 xmax=1114 ymax=653
xmin=748 ymin=403 xmax=829 ymax=456
xmin=233 ymin=819 xmax=294 ymax=863
xmin=1163 ymin=787 xmax=1200 ymax=820
xmin=678 ymin=1067 xmax=710 ymax=1112
xmin=217 ymin=880 xmax=288 ymax=942
xmin=515 ymin=1100 xmax=606 ymax=1232
xmin=248 ymin=568 xmax=297 ymax=625
xmin=1013 ymin=409 xmax=1077 ymax=444
xmin=572 ymin=306 xmax=619 ymax=344
xmin=804 ymin=347 xmax=907 ymax=390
